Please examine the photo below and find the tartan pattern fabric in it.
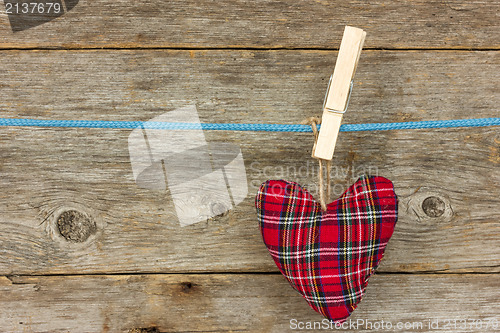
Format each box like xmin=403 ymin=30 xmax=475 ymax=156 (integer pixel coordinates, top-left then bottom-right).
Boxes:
xmin=255 ymin=175 xmax=398 ymax=322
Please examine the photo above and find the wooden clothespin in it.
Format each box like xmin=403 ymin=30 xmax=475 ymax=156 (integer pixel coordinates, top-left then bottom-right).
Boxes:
xmin=312 ymin=26 xmax=366 ymax=160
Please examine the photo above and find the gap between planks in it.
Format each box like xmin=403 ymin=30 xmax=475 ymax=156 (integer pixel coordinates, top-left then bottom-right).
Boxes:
xmin=3 ymin=268 xmax=500 ymax=280
xmin=0 ymin=47 xmax=500 ymax=52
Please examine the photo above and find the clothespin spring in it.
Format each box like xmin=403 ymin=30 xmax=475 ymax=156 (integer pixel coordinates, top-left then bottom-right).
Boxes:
xmin=322 ymin=76 xmax=354 ymax=115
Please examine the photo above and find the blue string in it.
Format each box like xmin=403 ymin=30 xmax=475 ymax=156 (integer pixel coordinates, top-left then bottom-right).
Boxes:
xmin=0 ymin=117 xmax=498 ymax=132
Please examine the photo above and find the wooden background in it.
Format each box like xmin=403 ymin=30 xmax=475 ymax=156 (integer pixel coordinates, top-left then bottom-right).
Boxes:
xmin=0 ymin=1 xmax=499 ymax=332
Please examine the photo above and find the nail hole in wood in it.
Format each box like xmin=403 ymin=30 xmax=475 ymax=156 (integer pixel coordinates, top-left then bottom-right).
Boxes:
xmin=180 ymin=281 xmax=194 ymax=293
xmin=128 ymin=328 xmax=159 ymax=333
xmin=56 ymin=210 xmax=97 ymax=242
xmin=422 ymin=196 xmax=446 ymax=218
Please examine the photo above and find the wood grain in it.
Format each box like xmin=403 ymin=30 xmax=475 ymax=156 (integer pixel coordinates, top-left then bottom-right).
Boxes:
xmin=0 ymin=0 xmax=499 ymax=49
xmin=0 ymin=50 xmax=498 ymax=275
xmin=0 ymin=126 xmax=498 ymax=275
xmin=0 ymin=1 xmax=497 ymax=331
xmin=1 ymin=273 xmax=498 ymax=332
xmin=0 ymin=50 xmax=498 ymax=124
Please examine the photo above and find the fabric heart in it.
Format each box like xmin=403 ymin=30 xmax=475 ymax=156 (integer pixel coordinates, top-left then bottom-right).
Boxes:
xmin=255 ymin=175 xmax=398 ymax=322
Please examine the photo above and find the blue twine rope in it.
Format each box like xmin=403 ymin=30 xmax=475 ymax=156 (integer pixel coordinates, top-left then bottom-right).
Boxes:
xmin=0 ymin=117 xmax=498 ymax=132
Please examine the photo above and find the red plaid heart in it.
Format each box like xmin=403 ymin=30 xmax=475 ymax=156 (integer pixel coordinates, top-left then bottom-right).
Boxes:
xmin=255 ymin=175 xmax=398 ymax=322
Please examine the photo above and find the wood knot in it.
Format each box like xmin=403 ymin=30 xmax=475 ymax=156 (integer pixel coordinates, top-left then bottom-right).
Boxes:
xmin=210 ymin=202 xmax=229 ymax=217
xmin=403 ymin=188 xmax=453 ymax=224
xmin=57 ymin=210 xmax=97 ymax=242
xmin=422 ymin=196 xmax=445 ymax=217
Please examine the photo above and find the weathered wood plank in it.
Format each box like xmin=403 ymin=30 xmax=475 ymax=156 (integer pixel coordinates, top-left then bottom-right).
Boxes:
xmin=0 ymin=126 xmax=498 ymax=275
xmin=0 ymin=273 xmax=498 ymax=332
xmin=0 ymin=0 xmax=499 ymax=49
xmin=0 ymin=50 xmax=498 ymax=123
xmin=0 ymin=50 xmax=498 ymax=275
